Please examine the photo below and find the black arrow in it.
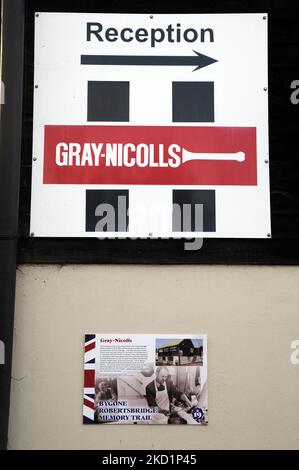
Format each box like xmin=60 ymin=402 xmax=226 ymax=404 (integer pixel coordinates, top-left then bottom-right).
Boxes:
xmin=81 ymin=50 xmax=218 ymax=71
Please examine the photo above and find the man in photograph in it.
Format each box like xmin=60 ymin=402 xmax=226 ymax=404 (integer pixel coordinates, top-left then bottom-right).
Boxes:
xmin=145 ymin=366 xmax=192 ymax=415
xmin=95 ymin=380 xmax=117 ymax=402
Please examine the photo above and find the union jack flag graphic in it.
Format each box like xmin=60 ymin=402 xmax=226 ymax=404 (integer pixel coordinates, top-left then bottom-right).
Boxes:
xmin=83 ymin=334 xmax=96 ymax=424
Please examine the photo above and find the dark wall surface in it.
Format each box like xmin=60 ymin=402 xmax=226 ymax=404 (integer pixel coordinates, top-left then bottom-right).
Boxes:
xmin=18 ymin=0 xmax=299 ymax=264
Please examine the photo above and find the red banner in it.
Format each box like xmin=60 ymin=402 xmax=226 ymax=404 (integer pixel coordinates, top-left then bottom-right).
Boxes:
xmin=43 ymin=125 xmax=257 ymax=185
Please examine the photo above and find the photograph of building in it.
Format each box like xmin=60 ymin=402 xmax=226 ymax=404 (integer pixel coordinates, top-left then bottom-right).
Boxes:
xmin=156 ymin=338 xmax=203 ymax=366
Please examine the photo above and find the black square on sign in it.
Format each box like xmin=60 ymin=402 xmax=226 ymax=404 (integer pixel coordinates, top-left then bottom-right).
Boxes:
xmin=87 ymin=81 xmax=129 ymax=122
xmin=173 ymin=190 xmax=216 ymax=232
xmin=172 ymin=82 xmax=214 ymax=122
xmin=86 ymin=190 xmax=129 ymax=232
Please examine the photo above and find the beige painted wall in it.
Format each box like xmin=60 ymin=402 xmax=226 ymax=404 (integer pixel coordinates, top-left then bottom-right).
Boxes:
xmin=8 ymin=264 xmax=299 ymax=449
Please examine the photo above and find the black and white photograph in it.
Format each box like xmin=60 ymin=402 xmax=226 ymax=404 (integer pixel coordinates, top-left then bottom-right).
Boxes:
xmin=155 ymin=338 xmax=203 ymax=366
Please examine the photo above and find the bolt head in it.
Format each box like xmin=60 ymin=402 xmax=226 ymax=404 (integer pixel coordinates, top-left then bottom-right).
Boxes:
xmin=267 ymin=233 xmax=271 ymax=238
xmin=30 ymin=232 xmax=35 ymax=237
xmin=264 ymin=159 xmax=269 ymax=163
xmin=263 ymin=15 xmax=267 ymax=20
xmin=150 ymin=15 xmax=154 ymax=19
xmin=264 ymin=87 xmax=267 ymax=91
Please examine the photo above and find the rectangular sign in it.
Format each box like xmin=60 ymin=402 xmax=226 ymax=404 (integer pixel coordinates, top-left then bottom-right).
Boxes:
xmin=83 ymin=334 xmax=208 ymax=425
xmin=31 ymin=13 xmax=270 ymax=238
xmin=44 ymin=125 xmax=257 ymax=185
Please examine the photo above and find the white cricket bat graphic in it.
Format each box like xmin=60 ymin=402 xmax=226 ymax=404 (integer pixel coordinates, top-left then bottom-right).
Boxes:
xmin=182 ymin=149 xmax=245 ymax=163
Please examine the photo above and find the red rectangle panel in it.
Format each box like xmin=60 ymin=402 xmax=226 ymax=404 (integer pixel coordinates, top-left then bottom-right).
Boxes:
xmin=43 ymin=125 xmax=257 ymax=186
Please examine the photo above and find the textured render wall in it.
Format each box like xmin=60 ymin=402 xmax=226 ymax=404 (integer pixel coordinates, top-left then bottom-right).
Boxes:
xmin=8 ymin=265 xmax=299 ymax=449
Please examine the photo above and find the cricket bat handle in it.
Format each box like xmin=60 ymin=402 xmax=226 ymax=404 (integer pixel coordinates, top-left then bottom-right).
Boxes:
xmin=182 ymin=149 xmax=245 ymax=163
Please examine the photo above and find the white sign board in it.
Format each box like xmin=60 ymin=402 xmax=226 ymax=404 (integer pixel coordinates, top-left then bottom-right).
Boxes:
xmin=83 ymin=334 xmax=208 ymax=425
xmin=31 ymin=13 xmax=270 ymax=238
